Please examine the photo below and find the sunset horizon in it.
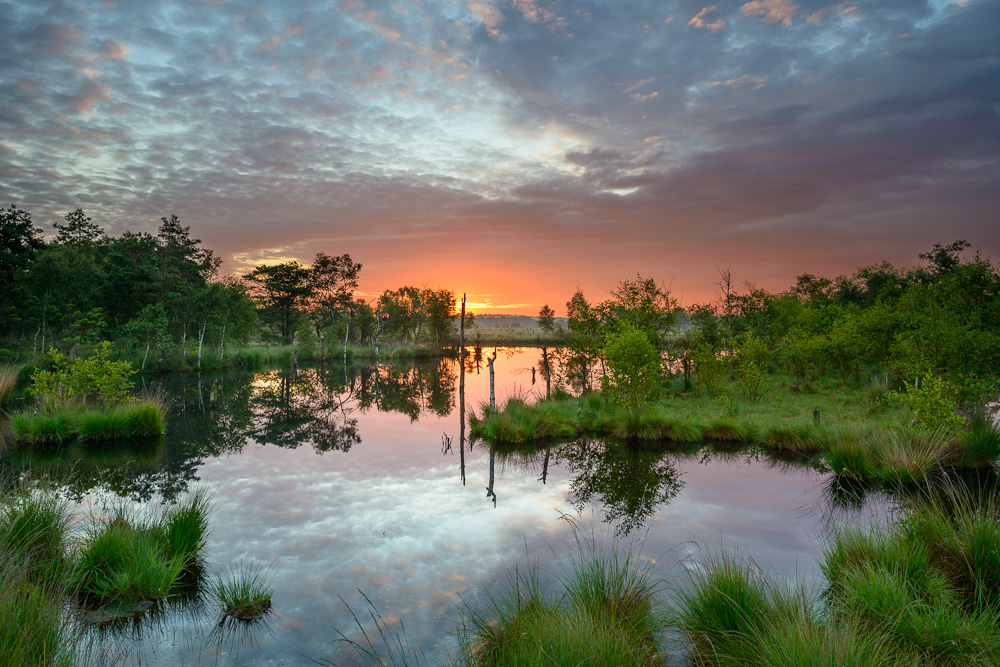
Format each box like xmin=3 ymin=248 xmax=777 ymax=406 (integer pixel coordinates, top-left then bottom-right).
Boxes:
xmin=3 ymin=0 xmax=998 ymax=315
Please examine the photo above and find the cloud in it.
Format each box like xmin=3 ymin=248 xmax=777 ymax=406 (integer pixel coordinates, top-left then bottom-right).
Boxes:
xmin=99 ymin=39 xmax=129 ymax=60
xmin=741 ymin=0 xmax=799 ymax=27
xmin=468 ymin=0 xmax=505 ymax=37
xmin=689 ymin=6 xmax=726 ymax=32
xmin=0 ymin=0 xmax=996 ymax=311
xmin=710 ymin=74 xmax=766 ymax=89
xmin=67 ymin=80 xmax=113 ymax=114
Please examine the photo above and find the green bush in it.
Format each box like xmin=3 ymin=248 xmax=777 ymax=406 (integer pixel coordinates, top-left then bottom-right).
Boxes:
xmin=31 ymin=342 xmax=134 ymax=408
xmin=891 ymin=373 xmax=966 ymax=434
xmin=601 ymin=321 xmax=662 ymax=410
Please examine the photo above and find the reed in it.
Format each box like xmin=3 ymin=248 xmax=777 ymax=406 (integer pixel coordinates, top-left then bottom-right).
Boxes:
xmin=0 ymin=487 xmax=77 ymax=666
xmin=825 ymin=437 xmax=875 ymax=480
xmin=0 ymin=489 xmax=70 ymax=581
xmin=821 ymin=489 xmax=1000 ymax=665
xmin=11 ymin=407 xmax=77 ymax=445
xmin=0 ymin=554 xmax=76 ymax=667
xmin=12 ymin=392 xmax=166 ymax=446
xmin=960 ymin=416 xmax=1000 ymax=466
xmin=753 ymin=601 xmax=897 ymax=667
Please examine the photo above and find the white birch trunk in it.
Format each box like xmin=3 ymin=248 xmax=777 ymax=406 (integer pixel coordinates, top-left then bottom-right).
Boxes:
xmin=197 ymin=323 xmax=206 ymax=369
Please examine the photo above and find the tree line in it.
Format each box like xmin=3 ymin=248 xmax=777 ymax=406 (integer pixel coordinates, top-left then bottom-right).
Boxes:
xmin=541 ymin=240 xmax=1000 ymax=413
xmin=0 ymin=204 xmax=458 ymax=367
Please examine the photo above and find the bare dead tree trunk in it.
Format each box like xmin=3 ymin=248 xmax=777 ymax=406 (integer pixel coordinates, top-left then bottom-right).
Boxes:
xmin=542 ymin=345 xmax=551 ymax=399
xmin=487 ymin=348 xmax=498 ymax=412
xmin=460 ymin=294 xmax=467 ymax=465
xmin=375 ymin=304 xmax=381 ymax=360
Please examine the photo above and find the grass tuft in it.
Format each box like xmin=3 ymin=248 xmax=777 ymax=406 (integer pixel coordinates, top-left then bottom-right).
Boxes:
xmin=0 ymin=364 xmax=20 ymax=404
xmin=869 ymin=427 xmax=954 ymax=485
xmin=211 ymin=562 xmax=274 ymax=621
xmin=459 ymin=543 xmax=666 ymax=667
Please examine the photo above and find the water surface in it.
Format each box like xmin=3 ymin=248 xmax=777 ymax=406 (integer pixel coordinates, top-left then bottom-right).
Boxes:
xmin=4 ymin=348 xmax=897 ymax=666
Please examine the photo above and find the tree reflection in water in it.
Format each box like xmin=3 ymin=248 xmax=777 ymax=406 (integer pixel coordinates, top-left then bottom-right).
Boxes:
xmin=488 ymin=439 xmax=684 ymax=536
xmin=562 ymin=439 xmax=684 ymax=537
xmin=0 ymin=357 xmax=457 ymax=502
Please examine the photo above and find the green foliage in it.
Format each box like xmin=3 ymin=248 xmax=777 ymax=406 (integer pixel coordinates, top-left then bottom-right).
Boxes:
xmin=0 ymin=204 xmax=46 ymax=337
xmin=601 ymin=321 xmax=662 ymax=410
xmin=537 ymin=304 xmax=556 ymax=333
xmin=31 ymin=342 xmax=133 ymax=407
xmin=891 ymin=374 xmax=966 ymax=434
xmin=736 ymin=334 xmax=770 ymax=401
xmin=377 ymin=286 xmax=456 ymax=348
xmin=693 ymin=343 xmax=727 ymax=397
xmin=245 ymin=261 xmax=312 ymax=344
xmin=781 ymin=330 xmax=826 ymax=387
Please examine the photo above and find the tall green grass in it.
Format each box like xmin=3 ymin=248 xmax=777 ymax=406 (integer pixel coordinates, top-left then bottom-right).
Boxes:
xmin=821 ymin=489 xmax=1000 ymax=665
xmin=0 ymin=489 xmax=70 ymax=581
xmin=674 ymin=554 xmax=774 ymax=664
xmin=0 ymin=486 xmax=77 ymax=666
xmin=11 ymin=391 xmax=167 ymax=446
xmin=457 ymin=543 xmax=666 ymax=667
xmin=73 ymin=492 xmax=210 ymax=605
xmin=0 ymin=554 xmax=76 ymax=667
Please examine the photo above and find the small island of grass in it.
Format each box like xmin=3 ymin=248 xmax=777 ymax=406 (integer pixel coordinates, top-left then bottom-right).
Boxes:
xmin=8 ymin=343 xmax=166 ymax=446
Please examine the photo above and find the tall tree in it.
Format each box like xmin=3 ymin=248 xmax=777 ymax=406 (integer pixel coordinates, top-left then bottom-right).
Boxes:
xmin=307 ymin=252 xmax=362 ymax=354
xmin=53 ymin=209 xmax=106 ymax=247
xmin=537 ymin=304 xmax=556 ymax=333
xmin=245 ymin=262 xmax=313 ymax=344
xmin=0 ymin=204 xmax=45 ymax=337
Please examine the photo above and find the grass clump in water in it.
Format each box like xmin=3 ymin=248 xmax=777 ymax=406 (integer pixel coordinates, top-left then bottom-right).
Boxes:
xmin=73 ymin=492 xmax=210 ymax=605
xmin=674 ymin=553 xmax=774 ymax=664
xmin=821 ymin=489 xmax=1000 ymax=665
xmin=458 ymin=543 xmax=666 ymax=667
xmin=211 ymin=562 xmax=274 ymax=620
xmin=825 ymin=436 xmax=874 ymax=479
xmin=0 ymin=490 xmax=70 ymax=581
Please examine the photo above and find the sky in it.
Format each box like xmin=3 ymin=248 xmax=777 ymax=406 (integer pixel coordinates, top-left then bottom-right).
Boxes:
xmin=2 ymin=0 xmax=998 ymax=313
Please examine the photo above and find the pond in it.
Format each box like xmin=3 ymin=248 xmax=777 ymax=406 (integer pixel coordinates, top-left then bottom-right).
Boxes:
xmin=4 ymin=348 xmax=904 ymax=666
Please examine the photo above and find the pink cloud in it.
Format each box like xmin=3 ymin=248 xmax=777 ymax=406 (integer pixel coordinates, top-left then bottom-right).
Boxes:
xmin=741 ymin=0 xmax=799 ymax=27
xmin=689 ymin=6 xmax=726 ymax=32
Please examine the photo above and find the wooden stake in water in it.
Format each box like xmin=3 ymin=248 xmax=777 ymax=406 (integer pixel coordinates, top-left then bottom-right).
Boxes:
xmin=487 ymin=348 xmax=498 ymax=412
xmin=460 ymin=292 xmax=467 ymax=481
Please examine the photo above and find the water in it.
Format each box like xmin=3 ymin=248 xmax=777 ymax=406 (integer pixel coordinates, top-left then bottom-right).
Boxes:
xmin=4 ymin=348 xmax=897 ymax=666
